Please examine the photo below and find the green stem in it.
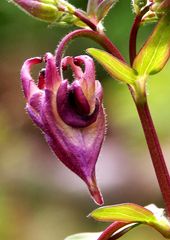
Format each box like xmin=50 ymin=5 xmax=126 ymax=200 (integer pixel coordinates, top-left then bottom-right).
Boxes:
xmin=135 ymin=100 xmax=170 ymax=217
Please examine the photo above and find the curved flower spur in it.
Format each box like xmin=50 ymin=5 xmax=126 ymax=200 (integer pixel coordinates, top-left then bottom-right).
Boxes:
xmin=21 ymin=52 xmax=106 ymax=205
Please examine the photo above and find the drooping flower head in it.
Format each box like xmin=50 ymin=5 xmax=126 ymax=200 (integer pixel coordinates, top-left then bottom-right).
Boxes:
xmin=21 ymin=52 xmax=106 ymax=205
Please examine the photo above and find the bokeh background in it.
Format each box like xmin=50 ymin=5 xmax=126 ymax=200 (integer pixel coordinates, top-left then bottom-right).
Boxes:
xmin=0 ymin=0 xmax=170 ymax=239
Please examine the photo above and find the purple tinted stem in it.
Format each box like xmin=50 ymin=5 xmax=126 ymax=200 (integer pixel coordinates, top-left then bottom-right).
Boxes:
xmin=57 ymin=6 xmax=97 ymax=31
xmin=56 ymin=29 xmax=125 ymax=74
xmin=108 ymin=223 xmax=138 ymax=240
xmin=129 ymin=5 xmax=151 ymax=65
xmin=136 ymin=101 xmax=170 ymax=217
xmin=97 ymin=222 xmax=127 ymax=240
xmin=74 ymin=10 xmax=97 ymax=31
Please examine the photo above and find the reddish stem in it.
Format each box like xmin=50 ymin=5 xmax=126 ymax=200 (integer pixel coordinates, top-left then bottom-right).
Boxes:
xmin=136 ymin=101 xmax=170 ymax=217
xmin=129 ymin=5 xmax=170 ymax=216
xmin=55 ymin=29 xmax=125 ymax=74
xmin=129 ymin=5 xmax=151 ymax=65
xmin=97 ymin=222 xmax=127 ymax=240
xmin=58 ymin=5 xmax=97 ymax=31
xmin=74 ymin=10 xmax=97 ymax=31
xmin=108 ymin=223 xmax=138 ymax=240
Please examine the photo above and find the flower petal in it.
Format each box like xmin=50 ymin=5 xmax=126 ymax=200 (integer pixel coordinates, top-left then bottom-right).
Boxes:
xmin=56 ymin=80 xmax=100 ymax=128
xmin=44 ymin=53 xmax=61 ymax=91
xmin=74 ymin=55 xmax=96 ymax=110
xmin=71 ymin=80 xmax=90 ymax=115
xmin=40 ymin=89 xmax=105 ymax=204
xmin=21 ymin=57 xmax=42 ymax=99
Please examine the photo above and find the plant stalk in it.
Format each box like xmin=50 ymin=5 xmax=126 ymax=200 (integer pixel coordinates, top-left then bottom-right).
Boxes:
xmin=135 ymin=100 xmax=170 ymax=217
xmin=97 ymin=222 xmax=127 ymax=240
xmin=74 ymin=10 xmax=97 ymax=31
xmin=129 ymin=5 xmax=151 ymax=65
xmin=129 ymin=5 xmax=170 ymax=217
xmin=55 ymin=29 xmax=124 ymax=75
xmin=97 ymin=222 xmax=138 ymax=240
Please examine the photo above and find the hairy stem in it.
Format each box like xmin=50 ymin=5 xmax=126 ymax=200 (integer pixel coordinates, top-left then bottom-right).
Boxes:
xmin=135 ymin=100 xmax=170 ymax=217
xmin=74 ymin=10 xmax=97 ymax=31
xmin=55 ymin=29 xmax=125 ymax=76
xmin=129 ymin=5 xmax=151 ymax=65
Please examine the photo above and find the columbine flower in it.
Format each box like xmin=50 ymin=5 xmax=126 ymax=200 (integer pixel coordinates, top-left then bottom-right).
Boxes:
xmin=21 ymin=52 xmax=105 ymax=205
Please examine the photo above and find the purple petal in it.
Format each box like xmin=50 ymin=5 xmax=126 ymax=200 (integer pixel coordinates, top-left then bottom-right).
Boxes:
xmin=38 ymin=68 xmax=46 ymax=89
xmin=74 ymin=55 xmax=96 ymax=86
xmin=62 ymin=56 xmax=83 ymax=80
xmin=20 ymin=57 xmax=42 ymax=99
xmin=29 ymin=92 xmax=44 ymax=113
xmin=56 ymin=80 xmax=99 ymax=128
xmin=44 ymin=53 xmax=61 ymax=91
xmin=40 ymin=89 xmax=105 ymax=205
xmin=26 ymin=104 xmax=44 ymax=130
xmin=71 ymin=80 xmax=90 ymax=115
xmin=74 ymin=55 xmax=96 ymax=111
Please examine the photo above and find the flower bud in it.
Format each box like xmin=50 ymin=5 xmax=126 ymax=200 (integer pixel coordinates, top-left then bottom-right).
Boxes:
xmin=13 ymin=0 xmax=59 ymax=22
xmin=20 ymin=52 xmax=106 ymax=205
xmin=12 ymin=0 xmax=79 ymax=25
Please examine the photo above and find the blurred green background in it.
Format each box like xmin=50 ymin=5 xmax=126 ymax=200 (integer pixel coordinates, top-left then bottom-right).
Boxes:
xmin=0 ymin=0 xmax=170 ymax=239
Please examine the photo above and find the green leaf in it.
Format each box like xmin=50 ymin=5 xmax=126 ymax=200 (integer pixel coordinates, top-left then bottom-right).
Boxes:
xmin=90 ymin=203 xmax=155 ymax=223
xmin=133 ymin=15 xmax=170 ymax=75
xmin=87 ymin=48 xmax=137 ymax=84
xmin=65 ymin=204 xmax=170 ymax=240
xmin=64 ymin=232 xmax=102 ymax=240
xmin=90 ymin=203 xmax=170 ymax=238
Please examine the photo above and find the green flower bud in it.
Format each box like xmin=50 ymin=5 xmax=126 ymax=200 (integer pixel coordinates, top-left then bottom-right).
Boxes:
xmin=12 ymin=0 xmax=80 ymax=25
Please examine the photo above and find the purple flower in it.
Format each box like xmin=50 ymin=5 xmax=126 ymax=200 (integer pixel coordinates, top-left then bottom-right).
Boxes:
xmin=21 ymin=53 xmax=106 ymax=205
